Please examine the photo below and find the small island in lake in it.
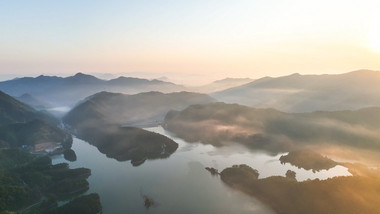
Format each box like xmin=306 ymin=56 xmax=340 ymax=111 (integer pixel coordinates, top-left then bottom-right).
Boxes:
xmin=65 ymin=123 xmax=178 ymax=164
xmin=220 ymin=164 xmax=380 ymax=214
xmin=64 ymin=149 xmax=77 ymax=162
xmin=279 ymin=150 xmax=337 ymax=172
xmin=142 ymin=195 xmax=157 ymax=209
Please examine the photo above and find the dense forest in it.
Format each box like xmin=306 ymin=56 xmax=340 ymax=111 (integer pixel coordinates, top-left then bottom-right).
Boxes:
xmin=0 ymin=148 xmax=101 ymax=213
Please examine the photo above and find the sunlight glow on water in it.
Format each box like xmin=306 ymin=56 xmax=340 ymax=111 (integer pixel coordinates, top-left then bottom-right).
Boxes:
xmin=52 ymin=126 xmax=351 ymax=214
xmin=145 ymin=126 xmax=351 ymax=181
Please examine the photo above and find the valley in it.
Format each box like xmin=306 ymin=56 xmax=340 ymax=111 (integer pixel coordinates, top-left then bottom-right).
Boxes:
xmin=1 ymin=70 xmax=380 ymax=214
xmin=3 ymin=2 xmax=380 ymax=213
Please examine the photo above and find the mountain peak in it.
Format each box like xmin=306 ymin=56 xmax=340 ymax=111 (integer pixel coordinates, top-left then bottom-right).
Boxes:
xmin=289 ymin=73 xmax=301 ymax=77
xmin=73 ymin=72 xmax=92 ymax=78
xmin=35 ymin=75 xmax=52 ymax=80
xmin=113 ymin=76 xmax=137 ymax=81
xmin=213 ymin=77 xmax=253 ymax=84
xmin=19 ymin=93 xmax=33 ymax=99
xmin=68 ymin=73 xmax=102 ymax=83
xmin=346 ymin=69 xmax=379 ymax=75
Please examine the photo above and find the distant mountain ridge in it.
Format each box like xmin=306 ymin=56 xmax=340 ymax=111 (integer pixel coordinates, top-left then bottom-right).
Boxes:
xmin=212 ymin=70 xmax=380 ymax=112
xmin=16 ymin=93 xmax=51 ymax=110
xmin=64 ymin=91 xmax=215 ymax=127
xmin=190 ymin=77 xmax=254 ymax=93
xmin=0 ymin=72 xmax=185 ymax=107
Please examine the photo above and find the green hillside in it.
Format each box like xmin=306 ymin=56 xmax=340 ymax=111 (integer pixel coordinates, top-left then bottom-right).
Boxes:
xmin=0 ymin=148 xmax=100 ymax=214
xmin=0 ymin=119 xmax=72 ymax=149
xmin=0 ymin=91 xmax=57 ymax=126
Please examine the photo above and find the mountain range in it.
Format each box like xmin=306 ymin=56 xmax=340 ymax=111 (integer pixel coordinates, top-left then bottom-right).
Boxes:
xmin=190 ymin=78 xmax=254 ymax=93
xmin=4 ymin=69 xmax=380 ymax=113
xmin=0 ymin=73 xmax=185 ymax=107
xmin=3 ymin=69 xmax=380 ymax=213
xmin=212 ymin=70 xmax=380 ymax=112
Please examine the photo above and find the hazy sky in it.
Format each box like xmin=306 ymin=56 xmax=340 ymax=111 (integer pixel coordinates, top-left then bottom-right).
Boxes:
xmin=1 ymin=0 xmax=380 ymax=84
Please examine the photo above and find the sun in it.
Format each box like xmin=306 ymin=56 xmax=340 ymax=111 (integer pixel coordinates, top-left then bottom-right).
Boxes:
xmin=369 ymin=28 xmax=380 ymax=53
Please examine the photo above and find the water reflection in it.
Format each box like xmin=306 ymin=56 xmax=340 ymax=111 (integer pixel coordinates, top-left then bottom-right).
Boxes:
xmin=146 ymin=126 xmax=352 ymax=181
xmin=51 ymin=126 xmax=351 ymax=214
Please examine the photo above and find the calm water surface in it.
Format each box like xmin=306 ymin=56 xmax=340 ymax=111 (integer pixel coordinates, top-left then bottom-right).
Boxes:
xmin=52 ymin=126 xmax=351 ymax=214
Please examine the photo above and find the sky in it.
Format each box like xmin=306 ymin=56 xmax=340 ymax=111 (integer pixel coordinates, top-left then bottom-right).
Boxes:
xmin=1 ymin=0 xmax=380 ymax=85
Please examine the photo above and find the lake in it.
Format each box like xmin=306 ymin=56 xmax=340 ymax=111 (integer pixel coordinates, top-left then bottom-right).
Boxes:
xmin=52 ymin=126 xmax=351 ymax=214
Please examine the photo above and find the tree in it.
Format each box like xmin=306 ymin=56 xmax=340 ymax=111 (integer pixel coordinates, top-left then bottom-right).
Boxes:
xmin=286 ymin=170 xmax=296 ymax=180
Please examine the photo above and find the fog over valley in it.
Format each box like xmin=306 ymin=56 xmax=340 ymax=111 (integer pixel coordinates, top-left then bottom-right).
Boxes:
xmin=2 ymin=1 xmax=380 ymax=213
xmin=2 ymin=69 xmax=380 ymax=213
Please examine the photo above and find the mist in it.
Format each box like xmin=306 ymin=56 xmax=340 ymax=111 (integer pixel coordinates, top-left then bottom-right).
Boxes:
xmin=164 ymin=102 xmax=380 ymax=163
